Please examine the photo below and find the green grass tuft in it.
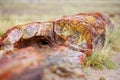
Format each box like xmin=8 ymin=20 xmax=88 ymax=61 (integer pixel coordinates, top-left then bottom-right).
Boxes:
xmin=0 ymin=31 xmax=3 ymax=37
xmin=85 ymin=26 xmax=120 ymax=69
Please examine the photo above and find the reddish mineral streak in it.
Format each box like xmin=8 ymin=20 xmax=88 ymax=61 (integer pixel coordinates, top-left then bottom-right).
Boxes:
xmin=0 ymin=12 xmax=113 ymax=80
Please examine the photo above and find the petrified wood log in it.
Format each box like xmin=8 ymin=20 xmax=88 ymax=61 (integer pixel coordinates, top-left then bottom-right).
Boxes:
xmin=0 ymin=47 xmax=86 ymax=80
xmin=0 ymin=47 xmax=43 ymax=80
xmin=0 ymin=12 xmax=113 ymax=80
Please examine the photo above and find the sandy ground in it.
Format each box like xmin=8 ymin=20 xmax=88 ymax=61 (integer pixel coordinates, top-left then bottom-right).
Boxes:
xmin=84 ymin=53 xmax=120 ymax=80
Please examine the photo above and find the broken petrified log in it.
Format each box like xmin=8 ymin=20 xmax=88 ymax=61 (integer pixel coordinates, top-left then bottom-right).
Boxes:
xmin=44 ymin=51 xmax=86 ymax=80
xmin=0 ymin=47 xmax=86 ymax=80
xmin=0 ymin=22 xmax=56 ymax=56
xmin=0 ymin=47 xmax=43 ymax=80
xmin=0 ymin=12 xmax=113 ymax=80
xmin=0 ymin=12 xmax=114 ymax=64
xmin=52 ymin=12 xmax=113 ymax=51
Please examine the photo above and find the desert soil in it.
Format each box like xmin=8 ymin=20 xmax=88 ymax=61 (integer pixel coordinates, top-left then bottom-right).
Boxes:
xmin=85 ymin=52 xmax=120 ymax=80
